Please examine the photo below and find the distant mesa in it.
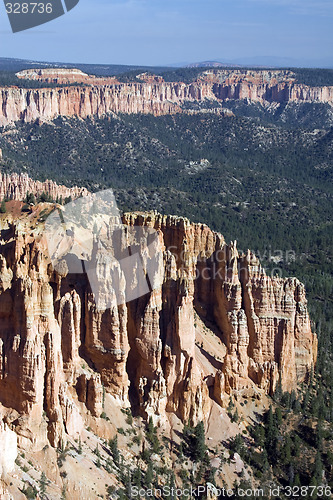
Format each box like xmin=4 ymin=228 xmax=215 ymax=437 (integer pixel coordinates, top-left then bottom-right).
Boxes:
xmin=0 ymin=67 xmax=332 ymax=126
xmin=16 ymin=68 xmax=119 ymax=86
xmin=186 ymin=61 xmax=245 ymax=68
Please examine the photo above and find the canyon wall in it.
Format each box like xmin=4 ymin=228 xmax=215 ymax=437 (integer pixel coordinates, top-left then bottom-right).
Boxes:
xmin=0 ymin=69 xmax=332 ymax=125
xmin=16 ymin=68 xmax=119 ymax=86
xmin=0 ymin=209 xmax=317 ymax=451
xmin=0 ymin=172 xmax=89 ymax=201
xmin=0 ymin=82 xmax=214 ymax=126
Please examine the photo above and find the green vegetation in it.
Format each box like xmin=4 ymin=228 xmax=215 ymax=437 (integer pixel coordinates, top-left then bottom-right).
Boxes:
xmin=39 ymin=471 xmax=48 ymax=498
xmin=0 ymin=199 xmax=6 ymax=213
xmin=21 ymin=484 xmax=38 ymax=499
xmin=292 ymin=67 xmax=333 ymax=87
xmin=229 ymin=388 xmax=333 ymax=495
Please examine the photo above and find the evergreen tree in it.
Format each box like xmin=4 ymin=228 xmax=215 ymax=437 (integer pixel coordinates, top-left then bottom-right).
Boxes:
xmin=314 ymin=451 xmax=323 ymax=482
xmin=0 ymin=200 xmax=6 ymax=214
xmin=316 ymin=419 xmax=324 ymax=451
xmin=145 ymin=416 xmax=160 ymax=453
xmin=123 ymin=466 xmax=132 ymax=498
xmin=39 ymin=471 xmax=47 ymax=497
xmin=275 ymin=407 xmax=283 ymax=428
xmin=25 ymin=192 xmax=36 ymax=204
xmin=109 ymin=435 xmax=120 ymax=465
xmin=253 ymin=425 xmax=265 ymax=448
xmin=302 ymin=389 xmax=310 ymax=414
xmin=182 ymin=421 xmax=207 ymax=463
xmin=281 ymin=436 xmax=292 ymax=465
xmin=309 ymin=476 xmax=318 ymax=500
xmin=274 ymin=379 xmax=283 ymax=402
xmin=132 ymin=467 xmax=142 ymax=488
xmin=144 ymin=462 xmax=154 ymax=487
xmin=292 ymin=434 xmax=301 ymax=457
xmin=265 ymin=406 xmax=278 ymax=460
xmin=78 ymin=436 xmax=82 ymax=454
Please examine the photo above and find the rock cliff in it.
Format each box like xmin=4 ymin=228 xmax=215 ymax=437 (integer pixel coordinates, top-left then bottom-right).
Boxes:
xmin=0 ymin=172 xmax=89 ymax=201
xmin=16 ymin=68 xmax=119 ymax=86
xmin=0 ymin=69 xmax=332 ymax=125
xmin=0 ymin=208 xmax=317 ymax=452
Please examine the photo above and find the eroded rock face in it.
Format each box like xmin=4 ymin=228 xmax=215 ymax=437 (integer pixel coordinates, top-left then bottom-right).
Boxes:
xmin=1 ymin=68 xmax=332 ymax=126
xmin=16 ymin=68 xmax=119 ymax=86
xmin=0 ymin=210 xmax=316 ymax=450
xmin=0 ymin=172 xmax=88 ymax=202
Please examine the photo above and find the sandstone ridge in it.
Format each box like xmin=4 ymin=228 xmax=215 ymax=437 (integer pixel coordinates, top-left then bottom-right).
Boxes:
xmin=0 ymin=208 xmax=317 ymax=453
xmin=0 ymin=172 xmax=89 ymax=201
xmin=0 ymin=68 xmax=332 ymax=125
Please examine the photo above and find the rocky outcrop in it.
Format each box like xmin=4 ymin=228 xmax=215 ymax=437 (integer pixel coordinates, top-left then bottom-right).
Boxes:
xmin=16 ymin=68 xmax=119 ymax=86
xmin=0 ymin=68 xmax=332 ymax=126
xmin=0 ymin=210 xmax=316 ymax=451
xmin=123 ymin=213 xmax=317 ymax=401
xmin=204 ymin=69 xmax=333 ymax=105
xmin=0 ymin=172 xmax=89 ymax=201
xmin=0 ymin=82 xmax=214 ymax=126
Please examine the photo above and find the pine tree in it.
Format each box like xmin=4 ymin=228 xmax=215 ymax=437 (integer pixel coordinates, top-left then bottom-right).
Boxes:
xmin=144 ymin=462 xmax=154 ymax=487
xmin=109 ymin=435 xmax=120 ymax=465
xmin=275 ymin=407 xmax=283 ymax=428
xmin=253 ymin=424 xmax=265 ymax=448
xmin=147 ymin=416 xmax=154 ymax=438
xmin=227 ymin=397 xmax=235 ymax=417
xmin=292 ymin=433 xmax=301 ymax=457
xmin=265 ymin=405 xmax=278 ymax=459
xmin=261 ymin=448 xmax=270 ymax=472
xmin=281 ymin=435 xmax=292 ymax=465
xmin=314 ymin=451 xmax=323 ymax=482
xmin=0 ymin=200 xmax=6 ymax=214
xmin=78 ymin=436 xmax=82 ymax=454
xmin=39 ymin=471 xmax=47 ymax=497
xmin=316 ymin=419 xmax=324 ymax=451
xmin=274 ymin=379 xmax=283 ymax=402
xmin=309 ymin=476 xmax=318 ymax=500
xmin=132 ymin=467 xmax=142 ymax=488
xmin=123 ymin=466 xmax=132 ymax=498
xmin=25 ymin=192 xmax=36 ymax=204
xmin=302 ymin=389 xmax=310 ymax=414
xmin=191 ymin=421 xmax=207 ymax=462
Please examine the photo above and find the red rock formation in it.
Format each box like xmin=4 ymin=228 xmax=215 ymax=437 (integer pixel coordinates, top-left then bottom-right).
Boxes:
xmin=136 ymin=72 xmax=165 ymax=84
xmin=0 ymin=210 xmax=316 ymax=451
xmin=16 ymin=68 xmax=119 ymax=86
xmin=0 ymin=82 xmax=214 ymax=126
xmin=0 ymin=68 xmax=332 ymax=126
xmin=0 ymin=172 xmax=89 ymax=202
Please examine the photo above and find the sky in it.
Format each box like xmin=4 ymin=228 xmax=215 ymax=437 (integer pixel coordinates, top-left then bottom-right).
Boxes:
xmin=0 ymin=0 xmax=333 ymax=67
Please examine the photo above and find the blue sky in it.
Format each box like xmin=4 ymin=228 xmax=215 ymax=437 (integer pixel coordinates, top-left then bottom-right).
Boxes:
xmin=0 ymin=0 xmax=332 ymax=67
